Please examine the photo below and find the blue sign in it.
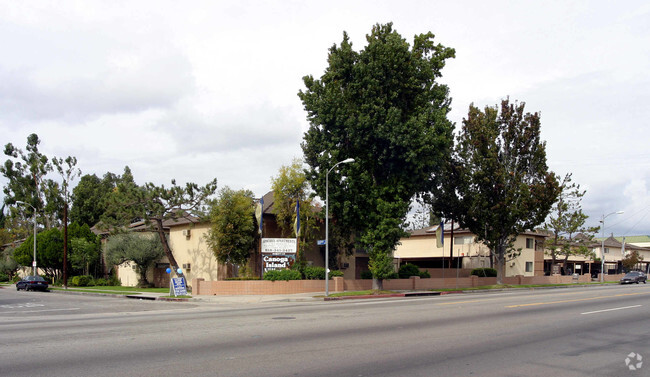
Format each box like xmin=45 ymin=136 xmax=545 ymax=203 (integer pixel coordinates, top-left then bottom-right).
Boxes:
xmin=171 ymin=277 xmax=188 ymax=296
xmin=317 ymin=240 xmax=326 ymax=246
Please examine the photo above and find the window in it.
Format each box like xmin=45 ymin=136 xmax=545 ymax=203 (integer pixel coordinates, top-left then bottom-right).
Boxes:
xmin=454 ymin=236 xmax=473 ymax=245
xmin=526 ymin=262 xmax=533 ymax=272
xmin=526 ymin=238 xmax=534 ymax=249
xmin=604 ymin=248 xmax=610 ymax=254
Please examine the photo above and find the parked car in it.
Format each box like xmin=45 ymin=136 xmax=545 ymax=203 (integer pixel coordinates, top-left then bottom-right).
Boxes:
xmin=620 ymin=271 xmax=647 ymax=284
xmin=16 ymin=275 xmax=49 ymax=291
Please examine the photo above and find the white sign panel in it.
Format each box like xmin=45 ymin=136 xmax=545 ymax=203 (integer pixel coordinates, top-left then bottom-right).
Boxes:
xmin=261 ymin=238 xmax=297 ymax=254
xmin=261 ymin=238 xmax=297 ymax=272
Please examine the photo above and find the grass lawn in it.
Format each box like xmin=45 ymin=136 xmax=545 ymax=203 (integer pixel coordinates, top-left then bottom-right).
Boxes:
xmin=50 ymin=286 xmax=171 ymax=295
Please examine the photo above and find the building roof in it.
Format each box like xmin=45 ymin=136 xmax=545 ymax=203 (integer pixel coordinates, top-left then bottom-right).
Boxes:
xmin=592 ymin=236 xmax=650 ymax=251
xmin=595 ymin=235 xmax=650 ymax=244
xmin=408 ymin=223 xmax=547 ymax=238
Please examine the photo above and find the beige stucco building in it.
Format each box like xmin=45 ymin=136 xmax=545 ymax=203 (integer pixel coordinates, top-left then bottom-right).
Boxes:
xmin=394 ymin=223 xmax=546 ymax=277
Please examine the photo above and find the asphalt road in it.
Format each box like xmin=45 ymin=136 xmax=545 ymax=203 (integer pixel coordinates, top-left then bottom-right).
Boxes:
xmin=1 ymin=284 xmax=648 ymax=376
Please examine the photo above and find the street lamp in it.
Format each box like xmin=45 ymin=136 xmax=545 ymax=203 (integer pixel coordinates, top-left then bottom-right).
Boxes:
xmin=325 ymin=157 xmax=354 ymax=296
xmin=600 ymin=210 xmax=624 ymax=282
xmin=16 ymin=201 xmax=37 ymax=276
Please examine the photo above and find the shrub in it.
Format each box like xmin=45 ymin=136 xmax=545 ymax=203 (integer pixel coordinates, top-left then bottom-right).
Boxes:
xmin=386 ymin=272 xmax=399 ymax=280
xmin=360 ymin=270 xmax=373 ymax=279
xmin=263 ymin=269 xmax=302 ymax=281
xmin=70 ymin=275 xmax=93 ymax=287
xmin=225 ymin=277 xmax=260 ymax=280
xmin=419 ymin=270 xmax=431 ymax=278
xmin=471 ymin=268 xmax=497 ymax=277
xmin=0 ymin=273 xmax=9 ymax=282
xmin=11 ymin=275 xmax=22 ymax=284
xmin=398 ymin=263 xmax=421 ymax=279
xmin=329 ymin=270 xmax=344 ymax=278
xmin=93 ymin=278 xmax=109 ymax=286
xmin=303 ymin=266 xmax=326 ymax=280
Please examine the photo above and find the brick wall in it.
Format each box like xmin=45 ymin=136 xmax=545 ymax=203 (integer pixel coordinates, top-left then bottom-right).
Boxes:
xmin=192 ymin=274 xmax=617 ymax=296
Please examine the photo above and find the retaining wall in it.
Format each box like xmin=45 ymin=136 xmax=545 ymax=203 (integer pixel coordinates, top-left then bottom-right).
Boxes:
xmin=192 ymin=274 xmax=619 ymax=296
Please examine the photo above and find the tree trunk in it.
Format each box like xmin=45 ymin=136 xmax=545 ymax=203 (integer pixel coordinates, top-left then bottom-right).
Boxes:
xmin=372 ymin=277 xmax=383 ymax=291
xmin=495 ymin=244 xmax=505 ymax=285
xmin=153 ymin=218 xmax=180 ymax=276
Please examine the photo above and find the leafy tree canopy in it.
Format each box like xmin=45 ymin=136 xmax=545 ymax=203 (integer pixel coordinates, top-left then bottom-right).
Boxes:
xmin=102 ymin=167 xmax=217 ymax=273
xmin=70 ymin=171 xmax=130 ymax=227
xmin=299 ymin=23 xmax=455 ymax=287
xmin=206 ymin=187 xmax=256 ymax=266
xmin=13 ymin=227 xmax=64 ymax=278
xmin=439 ymin=99 xmax=560 ymax=283
xmin=104 ymin=232 xmax=164 ymax=287
xmin=543 ymin=173 xmax=598 ymax=272
xmin=1 ymin=133 xmax=57 ymax=228
xmin=622 ymin=250 xmax=644 ymax=271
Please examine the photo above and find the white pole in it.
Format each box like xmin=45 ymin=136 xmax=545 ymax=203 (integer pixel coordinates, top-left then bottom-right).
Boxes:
xmin=16 ymin=201 xmax=37 ymax=276
xmin=600 ymin=211 xmax=623 ymax=282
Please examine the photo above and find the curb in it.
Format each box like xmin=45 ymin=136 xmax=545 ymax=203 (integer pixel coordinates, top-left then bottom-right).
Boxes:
xmin=324 ymin=291 xmax=442 ymax=301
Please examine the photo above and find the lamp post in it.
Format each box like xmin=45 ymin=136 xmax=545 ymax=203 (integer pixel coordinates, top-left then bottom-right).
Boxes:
xmin=600 ymin=210 xmax=623 ymax=282
xmin=16 ymin=201 xmax=37 ymax=276
xmin=325 ymin=157 xmax=354 ymax=296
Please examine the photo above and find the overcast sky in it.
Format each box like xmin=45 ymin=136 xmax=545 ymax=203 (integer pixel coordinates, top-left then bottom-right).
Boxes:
xmin=1 ymin=1 xmax=649 ymax=237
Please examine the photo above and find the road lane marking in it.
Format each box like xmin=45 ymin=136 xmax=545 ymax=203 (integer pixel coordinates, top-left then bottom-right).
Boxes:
xmin=505 ymin=292 xmax=648 ymax=308
xmin=581 ymin=305 xmax=642 ymax=315
xmin=19 ymin=308 xmax=81 ymax=313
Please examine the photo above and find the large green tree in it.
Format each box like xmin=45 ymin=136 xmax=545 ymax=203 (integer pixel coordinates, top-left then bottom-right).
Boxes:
xmin=102 ymin=171 xmax=217 ymax=275
xmin=2 ymin=134 xmax=55 ymax=228
xmin=543 ymin=173 xmax=597 ymax=274
xmin=299 ymin=23 xmax=455 ymax=288
xmin=0 ymin=246 xmax=19 ymax=280
xmin=13 ymin=228 xmax=64 ymax=279
xmin=70 ymin=172 xmax=122 ymax=227
xmin=206 ymin=187 xmax=256 ymax=266
xmin=444 ymin=99 xmax=560 ymax=284
xmin=104 ymin=232 xmax=164 ymax=287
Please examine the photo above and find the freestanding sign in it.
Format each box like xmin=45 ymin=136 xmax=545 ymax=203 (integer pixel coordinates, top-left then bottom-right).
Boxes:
xmin=171 ymin=277 xmax=188 ymax=296
xmin=261 ymin=238 xmax=297 ymax=272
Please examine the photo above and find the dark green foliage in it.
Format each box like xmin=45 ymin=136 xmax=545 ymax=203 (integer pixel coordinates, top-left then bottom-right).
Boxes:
xmin=329 ymin=270 xmax=344 ymax=278
xmin=299 ymin=23 xmax=455 ymax=288
xmin=206 ymin=187 xmax=256 ymax=266
xmin=263 ymin=269 xmax=302 ymax=281
xmin=1 ymin=134 xmax=50 ymax=214
xmin=361 ymin=270 xmax=373 ymax=279
xmin=398 ymin=263 xmax=421 ymax=278
xmin=70 ymin=275 xmax=93 ymax=287
xmin=0 ymin=246 xmax=19 ymax=279
xmin=104 ymin=232 xmax=165 ymax=288
xmin=102 ymin=166 xmax=217 ymax=273
xmin=13 ymin=228 xmax=64 ymax=278
xmin=0 ymin=272 xmax=9 ymax=282
xmin=303 ymin=266 xmax=326 ymax=280
xmin=471 ymin=268 xmax=498 ymax=277
xmin=91 ymin=275 xmax=120 ymax=286
xmin=302 ymin=266 xmax=344 ymax=280
xmin=437 ymin=99 xmax=560 ymax=283
xmin=70 ymin=173 xmax=121 ymax=227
